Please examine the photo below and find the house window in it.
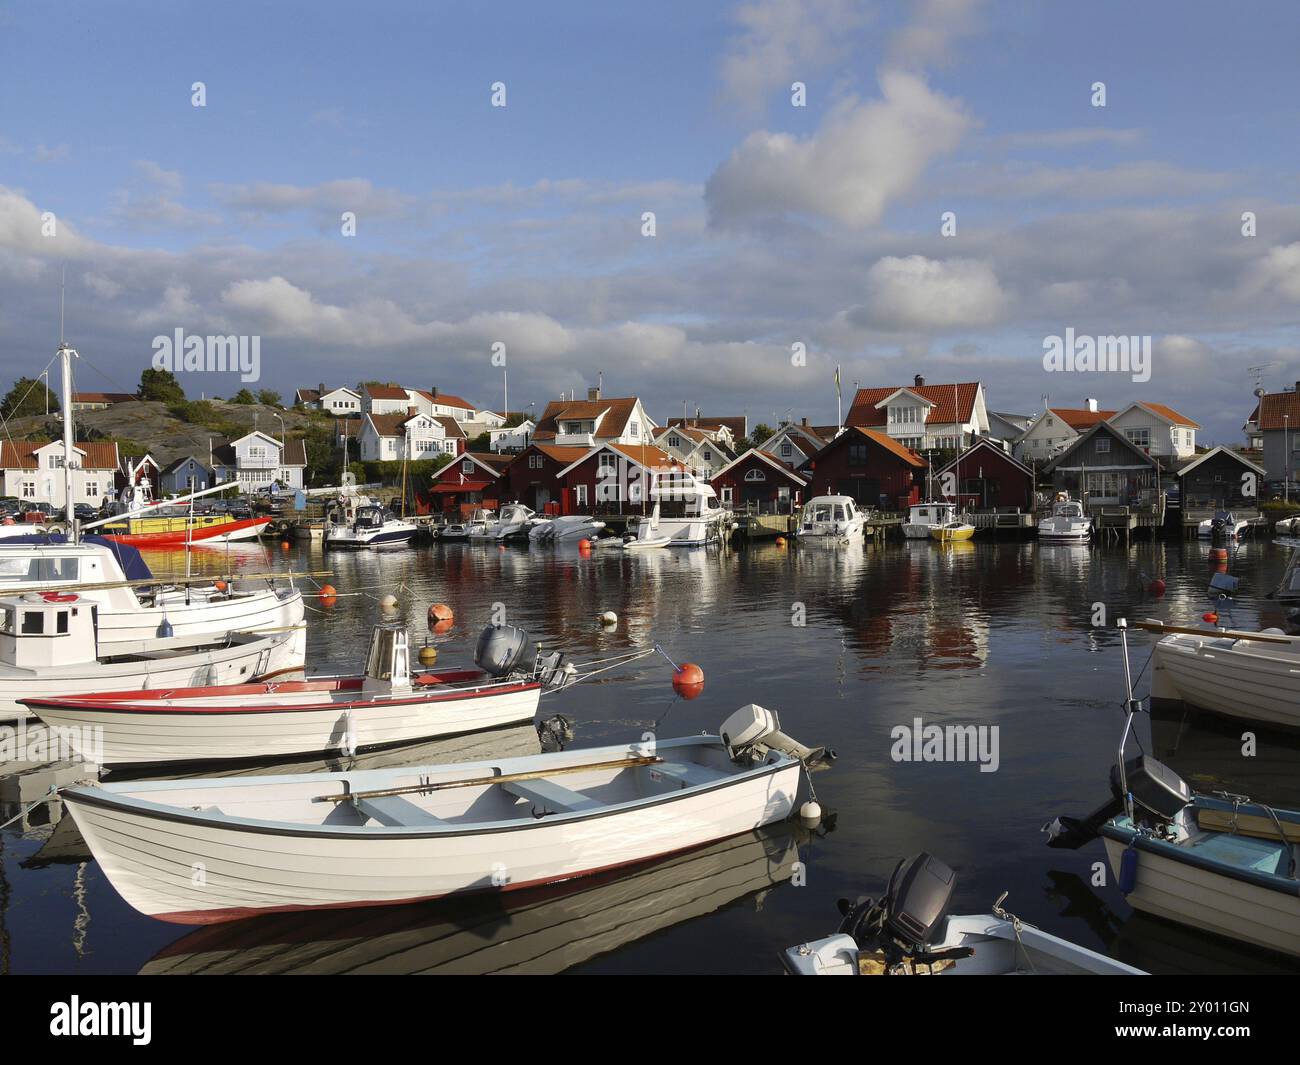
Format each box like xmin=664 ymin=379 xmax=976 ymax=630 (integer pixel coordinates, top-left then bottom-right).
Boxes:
xmin=248 ymin=446 xmax=266 ymax=461
xmin=1125 ymin=428 xmax=1150 ymax=448
xmin=462 ymin=459 xmax=474 ymax=474
xmin=21 ymin=481 xmax=36 ymax=499
xmin=848 ymin=444 xmax=868 ymax=466
xmin=780 ymin=442 xmax=793 ymax=457
xmin=576 ymin=484 xmax=588 ymax=506
xmin=529 ymin=454 xmax=543 ymax=469
xmin=1095 ymin=438 xmax=1111 ymax=453
xmin=84 ymin=481 xmax=98 ymax=498
xmin=703 ymin=450 xmax=712 ymax=461
xmin=598 ymin=452 xmax=617 ymax=470
xmin=720 ymin=486 xmax=733 ymax=505
xmin=668 ymin=435 xmax=681 ymax=448
xmin=744 ymin=468 xmax=766 ymax=482
xmin=630 ymin=422 xmax=639 ymax=438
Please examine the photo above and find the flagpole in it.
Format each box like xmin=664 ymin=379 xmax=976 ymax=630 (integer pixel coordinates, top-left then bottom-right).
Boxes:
xmin=835 ymin=364 xmax=842 ymax=429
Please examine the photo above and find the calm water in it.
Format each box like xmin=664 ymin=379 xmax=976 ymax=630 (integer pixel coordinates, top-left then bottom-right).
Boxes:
xmin=4 ymin=533 xmax=1300 ymax=975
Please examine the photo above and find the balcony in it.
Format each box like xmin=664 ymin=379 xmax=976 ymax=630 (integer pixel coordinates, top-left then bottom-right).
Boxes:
xmin=555 ymin=432 xmax=596 ymax=448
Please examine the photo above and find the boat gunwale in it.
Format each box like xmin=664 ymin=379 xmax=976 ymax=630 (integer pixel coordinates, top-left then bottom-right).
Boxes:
xmin=60 ymin=738 xmax=797 ymax=840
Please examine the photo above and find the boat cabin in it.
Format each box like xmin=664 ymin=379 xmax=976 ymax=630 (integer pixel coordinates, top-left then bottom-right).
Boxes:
xmin=1052 ymin=500 xmax=1085 ymax=519
xmin=362 ymin=622 xmax=412 ymax=693
xmin=0 ymin=594 xmax=97 ymax=669
xmin=908 ymin=502 xmax=956 ymax=525
xmin=804 ymin=496 xmax=858 ymax=527
xmin=649 ymin=470 xmax=724 ymax=518
xmin=353 ymin=505 xmax=389 ymax=530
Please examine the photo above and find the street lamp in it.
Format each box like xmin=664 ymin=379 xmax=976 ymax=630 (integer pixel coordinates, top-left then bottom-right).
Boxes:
xmin=1286 ymin=414 xmax=1291 ymax=504
xmin=41 ymin=370 xmax=49 ymax=415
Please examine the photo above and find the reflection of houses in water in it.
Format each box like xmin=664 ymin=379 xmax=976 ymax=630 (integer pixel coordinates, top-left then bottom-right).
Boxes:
xmin=139 ymin=824 xmax=805 ymax=975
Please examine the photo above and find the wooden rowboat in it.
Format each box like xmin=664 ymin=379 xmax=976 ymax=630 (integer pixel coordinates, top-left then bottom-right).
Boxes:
xmin=59 ymin=705 xmax=822 ymax=924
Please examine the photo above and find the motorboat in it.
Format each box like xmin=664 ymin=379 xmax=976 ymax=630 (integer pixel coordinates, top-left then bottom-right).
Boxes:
xmin=59 ymin=703 xmax=829 ymax=924
xmin=1045 ymin=618 xmax=1300 ymax=958
xmin=0 ymin=534 xmax=305 ymax=714
xmin=619 ymin=470 xmax=732 ymax=547
xmin=929 ymin=520 xmax=975 ymax=543
xmin=325 ymin=504 xmax=416 ymax=549
xmin=1037 ymin=497 xmax=1091 ymax=542
xmin=795 ymin=496 xmax=865 ymax=541
xmin=490 ymin=503 xmax=544 ymax=544
xmin=529 ymin=515 xmax=607 ymax=544
xmin=1198 ymin=510 xmax=1250 ymax=540
xmin=1140 ymin=617 xmax=1300 ymax=729
xmin=902 ymin=502 xmax=957 ymax=539
xmin=0 ymin=592 xmax=299 ymax=722
xmin=1271 ymin=543 xmax=1300 ymax=602
xmin=24 ymin=621 xmax=575 ymax=767
xmin=782 ymin=852 xmax=1144 ymax=975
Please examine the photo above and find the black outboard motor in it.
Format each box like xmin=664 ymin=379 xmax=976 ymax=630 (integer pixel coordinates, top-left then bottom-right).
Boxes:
xmin=474 ymin=624 xmax=537 ymax=678
xmin=837 ymin=853 xmax=970 ymax=968
xmin=1044 ymin=753 xmax=1192 ymax=849
xmin=1209 ymin=509 xmax=1232 ymax=540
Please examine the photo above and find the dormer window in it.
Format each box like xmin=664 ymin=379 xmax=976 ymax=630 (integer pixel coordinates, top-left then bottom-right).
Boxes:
xmin=668 ymin=435 xmax=681 ymax=447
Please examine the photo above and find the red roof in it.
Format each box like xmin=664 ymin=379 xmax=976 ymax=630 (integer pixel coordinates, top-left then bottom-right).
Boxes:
xmin=1128 ymin=402 xmax=1200 ymax=428
xmin=847 ymin=383 xmax=980 ymax=427
xmin=1 ymin=440 xmax=120 ymax=470
xmin=71 ymin=392 xmax=135 ymax=404
xmin=1253 ymin=391 xmax=1300 ymax=431
xmin=852 ymin=428 xmax=927 ymax=467
xmin=532 ymin=397 xmax=640 ymax=441
xmin=1048 ymin=407 xmax=1116 ymax=430
xmin=364 ymin=384 xmax=410 ymax=401
xmin=415 ymin=390 xmax=475 ymax=411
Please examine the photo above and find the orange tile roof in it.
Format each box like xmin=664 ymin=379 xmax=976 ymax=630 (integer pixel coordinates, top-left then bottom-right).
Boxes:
xmin=847 ymin=427 xmax=928 ymax=467
xmin=847 ymin=383 xmax=980 ymax=427
xmin=1257 ymin=390 xmax=1300 ymax=431
xmin=532 ymin=397 xmax=640 ymax=441
xmin=1133 ymin=402 xmax=1200 ymax=428
xmin=364 ymin=384 xmax=410 ymax=400
xmin=1 ymin=440 xmax=120 ymax=470
xmin=415 ymin=390 xmax=475 ymax=411
xmin=606 ymin=442 xmax=674 ymax=468
xmin=530 ymin=445 xmax=591 ymax=463
xmin=1048 ymin=407 xmax=1117 ymax=430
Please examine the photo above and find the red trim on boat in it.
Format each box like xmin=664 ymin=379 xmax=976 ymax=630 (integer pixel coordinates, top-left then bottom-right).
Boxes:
xmin=99 ymin=517 xmax=270 ymax=547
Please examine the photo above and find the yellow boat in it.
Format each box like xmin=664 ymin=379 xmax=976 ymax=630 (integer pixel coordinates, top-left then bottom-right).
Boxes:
xmin=929 ymin=521 xmax=975 ymax=542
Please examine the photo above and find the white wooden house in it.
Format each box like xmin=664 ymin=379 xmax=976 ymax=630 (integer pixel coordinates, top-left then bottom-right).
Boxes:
xmin=211 ymin=431 xmax=306 ymax=492
xmin=1 ymin=440 xmax=120 ymax=508
xmin=358 ymin=412 xmax=465 ymax=462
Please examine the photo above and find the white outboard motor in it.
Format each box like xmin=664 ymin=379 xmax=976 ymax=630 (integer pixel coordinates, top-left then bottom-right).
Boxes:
xmin=720 ymin=704 xmax=829 ymax=767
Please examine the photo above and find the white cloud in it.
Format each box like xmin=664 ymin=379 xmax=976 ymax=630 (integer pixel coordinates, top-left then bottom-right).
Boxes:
xmin=887 ymin=0 xmax=981 ymax=69
xmin=857 ymin=255 xmax=1009 ymax=330
xmin=213 ymin=178 xmax=412 ymax=219
xmin=706 ymin=70 xmax=971 ymax=227
xmin=1241 ymin=241 xmax=1300 ymax=303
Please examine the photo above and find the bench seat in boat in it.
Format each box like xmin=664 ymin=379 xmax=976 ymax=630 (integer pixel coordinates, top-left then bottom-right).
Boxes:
xmin=503 ymin=778 xmax=602 ymax=814
xmin=353 ymin=795 xmax=448 ymax=827
xmin=1189 ymin=831 xmax=1292 ymax=876
xmin=654 ymin=762 xmax=723 ymax=789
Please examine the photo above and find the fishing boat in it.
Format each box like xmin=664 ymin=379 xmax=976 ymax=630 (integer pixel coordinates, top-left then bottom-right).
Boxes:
xmin=529 ymin=515 xmax=606 ymax=543
xmin=929 ymin=519 xmax=975 ymax=543
xmin=1037 ymin=496 xmax=1091 ymax=542
xmin=0 ymin=537 xmax=304 ymax=720
xmin=325 ymin=504 xmax=416 ymax=549
xmin=796 ymin=495 xmax=865 ymax=541
xmin=1045 ymin=618 xmax=1300 ymax=958
xmin=1198 ymin=509 xmax=1250 ymax=540
xmin=902 ymin=502 xmax=957 ymax=539
xmin=1141 ymin=618 xmax=1300 ymax=729
xmin=0 ymin=591 xmax=298 ymax=722
xmin=23 ymin=621 xmax=574 ymax=767
xmin=782 ymin=852 xmax=1144 ymax=975
xmin=59 ymin=703 xmax=828 ymax=924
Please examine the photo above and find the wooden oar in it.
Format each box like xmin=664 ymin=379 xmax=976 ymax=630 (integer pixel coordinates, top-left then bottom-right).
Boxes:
xmin=1133 ymin=619 xmax=1295 ymax=646
xmin=315 ymin=754 xmax=663 ymax=804
xmin=1197 ymin=807 xmax=1300 ymax=844
xmin=1 ymin=570 xmax=334 ymax=596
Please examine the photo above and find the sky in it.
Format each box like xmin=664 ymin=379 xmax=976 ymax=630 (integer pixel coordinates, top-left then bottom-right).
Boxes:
xmin=1 ymin=0 xmax=1298 ymax=443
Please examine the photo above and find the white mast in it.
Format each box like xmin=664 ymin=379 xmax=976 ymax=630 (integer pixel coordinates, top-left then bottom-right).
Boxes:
xmin=59 ymin=341 xmax=78 ymax=538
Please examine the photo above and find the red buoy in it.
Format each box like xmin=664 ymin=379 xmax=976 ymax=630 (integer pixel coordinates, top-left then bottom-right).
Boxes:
xmin=319 ymin=583 xmax=338 ymax=607
xmin=775 ymin=536 xmax=787 ymax=548
xmin=1209 ymin=547 xmax=1229 ymax=561
xmin=432 ymin=618 xmax=454 ymax=636
xmin=674 ymin=680 xmax=705 ymax=701
xmin=214 ymin=579 xmax=228 ymax=593
xmin=1203 ymin=612 xmax=1219 ymax=623
xmin=673 ymin=663 xmax=705 ymax=687
xmin=578 ymin=539 xmax=593 ymax=556
xmin=428 ymin=603 xmax=454 ymax=625
xmin=1148 ymin=578 xmax=1166 ymax=596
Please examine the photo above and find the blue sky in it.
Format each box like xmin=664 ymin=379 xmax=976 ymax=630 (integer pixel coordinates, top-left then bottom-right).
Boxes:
xmin=2 ymin=0 xmax=1298 ymax=441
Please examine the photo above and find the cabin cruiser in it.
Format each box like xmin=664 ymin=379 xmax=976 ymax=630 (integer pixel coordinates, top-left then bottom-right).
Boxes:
xmin=489 ymin=503 xmax=545 ymax=543
xmin=622 ymin=471 xmax=732 ymax=547
xmin=0 ymin=534 xmax=305 ymax=681
xmin=529 ymin=515 xmax=607 ymax=543
xmin=1198 ymin=509 xmax=1249 ymax=540
xmin=325 ymin=504 xmax=416 ymax=550
xmin=0 ymin=592 xmax=297 ymax=723
xmin=902 ymin=502 xmax=957 ymax=539
xmin=1038 ymin=497 xmax=1091 ymax=542
xmin=782 ymin=852 xmax=1143 ymax=975
xmin=796 ymin=496 xmax=865 ymax=541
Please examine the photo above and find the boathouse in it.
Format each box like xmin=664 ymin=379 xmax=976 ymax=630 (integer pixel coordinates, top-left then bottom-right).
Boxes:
xmin=800 ymin=427 xmax=926 ymax=509
xmin=710 ymin=449 xmax=806 ymax=513
xmin=555 ymin=442 xmax=678 ymax=515
xmin=499 ymin=444 xmax=589 ymax=513
xmin=430 ymin=452 xmax=512 ymax=514
xmin=933 ymin=437 xmax=1035 ymax=510
xmin=1174 ymin=446 xmax=1267 ymax=509
xmin=1041 ymin=422 xmax=1162 ymax=510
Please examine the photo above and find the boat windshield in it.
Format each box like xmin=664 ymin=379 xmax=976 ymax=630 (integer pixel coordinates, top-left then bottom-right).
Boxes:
xmin=356 ymin=507 xmax=385 ymax=528
xmin=811 ymin=504 xmax=832 ymax=522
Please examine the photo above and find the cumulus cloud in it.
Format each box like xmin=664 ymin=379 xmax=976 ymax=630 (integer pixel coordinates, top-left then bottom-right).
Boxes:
xmin=706 ymin=70 xmax=971 ymax=227
xmin=855 ymin=255 xmax=1009 ymax=330
xmin=212 ymin=178 xmax=413 ymax=220
xmin=888 ymin=0 xmax=982 ymax=69
xmin=1241 ymin=241 xmax=1300 ymax=303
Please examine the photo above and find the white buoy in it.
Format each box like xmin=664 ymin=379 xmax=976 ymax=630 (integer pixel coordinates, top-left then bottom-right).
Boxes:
xmin=380 ymin=594 xmax=398 ymax=612
xmin=599 ymin=610 xmax=617 ymax=626
xmin=799 ymin=800 xmax=822 ymax=828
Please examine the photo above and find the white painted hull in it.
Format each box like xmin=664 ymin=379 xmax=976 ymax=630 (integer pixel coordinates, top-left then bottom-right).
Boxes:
xmin=62 ymin=742 xmax=801 ymax=923
xmin=97 ymin=588 xmax=305 ymax=652
xmin=31 ymin=684 xmax=542 ymax=766
xmin=901 ymin=524 xmax=934 ymax=539
xmin=207 ymin=520 xmax=270 ymax=543
xmin=1198 ymin=520 xmax=1249 ymax=539
xmin=1103 ymin=836 xmax=1300 ymax=957
xmin=1038 ymin=519 xmax=1091 ymax=541
xmin=797 ymin=518 xmax=865 ymax=540
xmin=0 ymin=632 xmax=298 ymax=722
xmin=1150 ymin=634 xmax=1300 ymax=727
xmin=326 ymin=521 xmax=416 ymax=549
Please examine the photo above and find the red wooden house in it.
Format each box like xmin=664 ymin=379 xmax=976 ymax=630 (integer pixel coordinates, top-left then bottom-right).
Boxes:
xmin=429 ymin=452 xmax=512 ymax=515
xmin=710 ymin=449 xmax=806 ymax=513
xmin=555 ymin=442 xmax=677 ymax=515
xmin=932 ymin=437 xmax=1035 ymax=510
xmin=499 ymin=444 xmax=590 ymax=514
xmin=801 ymin=427 xmax=926 ymax=509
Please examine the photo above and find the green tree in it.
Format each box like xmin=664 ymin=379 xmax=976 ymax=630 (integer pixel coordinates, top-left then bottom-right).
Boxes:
xmin=257 ymin=389 xmax=282 ymax=407
xmin=138 ymin=367 xmax=185 ymax=403
xmin=302 ymin=424 xmax=339 ymax=487
xmin=231 ymin=388 xmax=257 ymax=405
xmin=467 ymin=431 xmax=491 ymax=452
xmin=1 ymin=376 xmax=59 ymax=418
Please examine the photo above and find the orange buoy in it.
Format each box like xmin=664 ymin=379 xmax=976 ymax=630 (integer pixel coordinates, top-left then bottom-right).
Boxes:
xmin=674 ymin=680 xmax=705 ymax=701
xmin=214 ymin=579 xmax=228 ymax=592
xmin=428 ymin=603 xmax=454 ymax=624
xmin=281 ymin=540 xmax=291 ymax=550
xmin=1203 ymin=612 xmax=1219 ymax=623
xmin=673 ymin=662 xmax=705 ymax=688
xmin=578 ymin=538 xmax=593 ymax=556
xmin=319 ymin=584 xmax=337 ymax=598
xmin=432 ymin=618 xmax=454 ymax=636
xmin=775 ymin=536 xmax=786 ymax=547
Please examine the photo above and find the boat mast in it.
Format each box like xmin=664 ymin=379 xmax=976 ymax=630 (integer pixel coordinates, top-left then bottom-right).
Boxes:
xmin=59 ymin=341 xmax=78 ymax=539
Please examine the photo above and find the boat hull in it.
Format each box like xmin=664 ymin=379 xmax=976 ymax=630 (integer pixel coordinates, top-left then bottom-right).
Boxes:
xmin=99 ymin=517 xmax=270 ymax=547
xmin=1103 ymin=831 xmax=1300 ymax=957
xmin=27 ymin=681 xmax=542 ymax=766
xmin=61 ymin=744 xmax=801 ymax=924
xmin=326 ymin=526 xmax=416 ymax=549
xmin=1150 ymin=634 xmax=1300 ymax=727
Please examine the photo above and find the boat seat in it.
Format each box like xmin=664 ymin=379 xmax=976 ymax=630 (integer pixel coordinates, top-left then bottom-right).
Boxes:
xmin=653 ymin=762 xmax=721 ymax=789
xmin=1190 ymin=831 xmax=1291 ymax=876
xmin=352 ymin=795 xmax=447 ymax=828
xmin=502 ymin=778 xmax=601 ymax=814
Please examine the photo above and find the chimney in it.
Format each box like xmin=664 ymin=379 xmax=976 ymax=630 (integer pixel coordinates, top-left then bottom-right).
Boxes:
xmin=318 ymin=381 xmax=325 ymax=396
xmin=1086 ymin=397 xmax=1098 ymax=413
xmin=801 ymin=416 xmax=809 ymax=426
xmin=429 ymin=386 xmax=438 ymax=398
xmin=588 ymin=386 xmax=601 ymax=402
xmin=407 ymin=406 xmax=417 ymax=417
xmin=914 ymin=374 xmax=925 ymax=388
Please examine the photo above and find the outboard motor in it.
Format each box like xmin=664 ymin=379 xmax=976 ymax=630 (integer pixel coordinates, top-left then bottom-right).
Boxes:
xmin=720 ymin=704 xmax=832 ymax=767
xmin=1044 ymin=752 xmax=1192 ymax=849
xmin=474 ymin=624 xmax=537 ymax=678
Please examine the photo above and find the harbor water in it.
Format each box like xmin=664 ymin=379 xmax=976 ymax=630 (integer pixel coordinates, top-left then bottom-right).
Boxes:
xmin=4 ymin=535 xmax=1299 ymax=975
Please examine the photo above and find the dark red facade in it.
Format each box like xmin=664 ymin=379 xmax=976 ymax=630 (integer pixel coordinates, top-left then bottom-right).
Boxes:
xmin=430 ymin=455 xmax=503 ymax=515
xmin=935 ymin=439 xmax=1035 ymax=510
xmin=710 ymin=451 xmax=805 ymax=512
xmin=802 ymin=428 xmax=925 ymax=509
xmin=500 ymin=445 xmax=589 ymax=514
